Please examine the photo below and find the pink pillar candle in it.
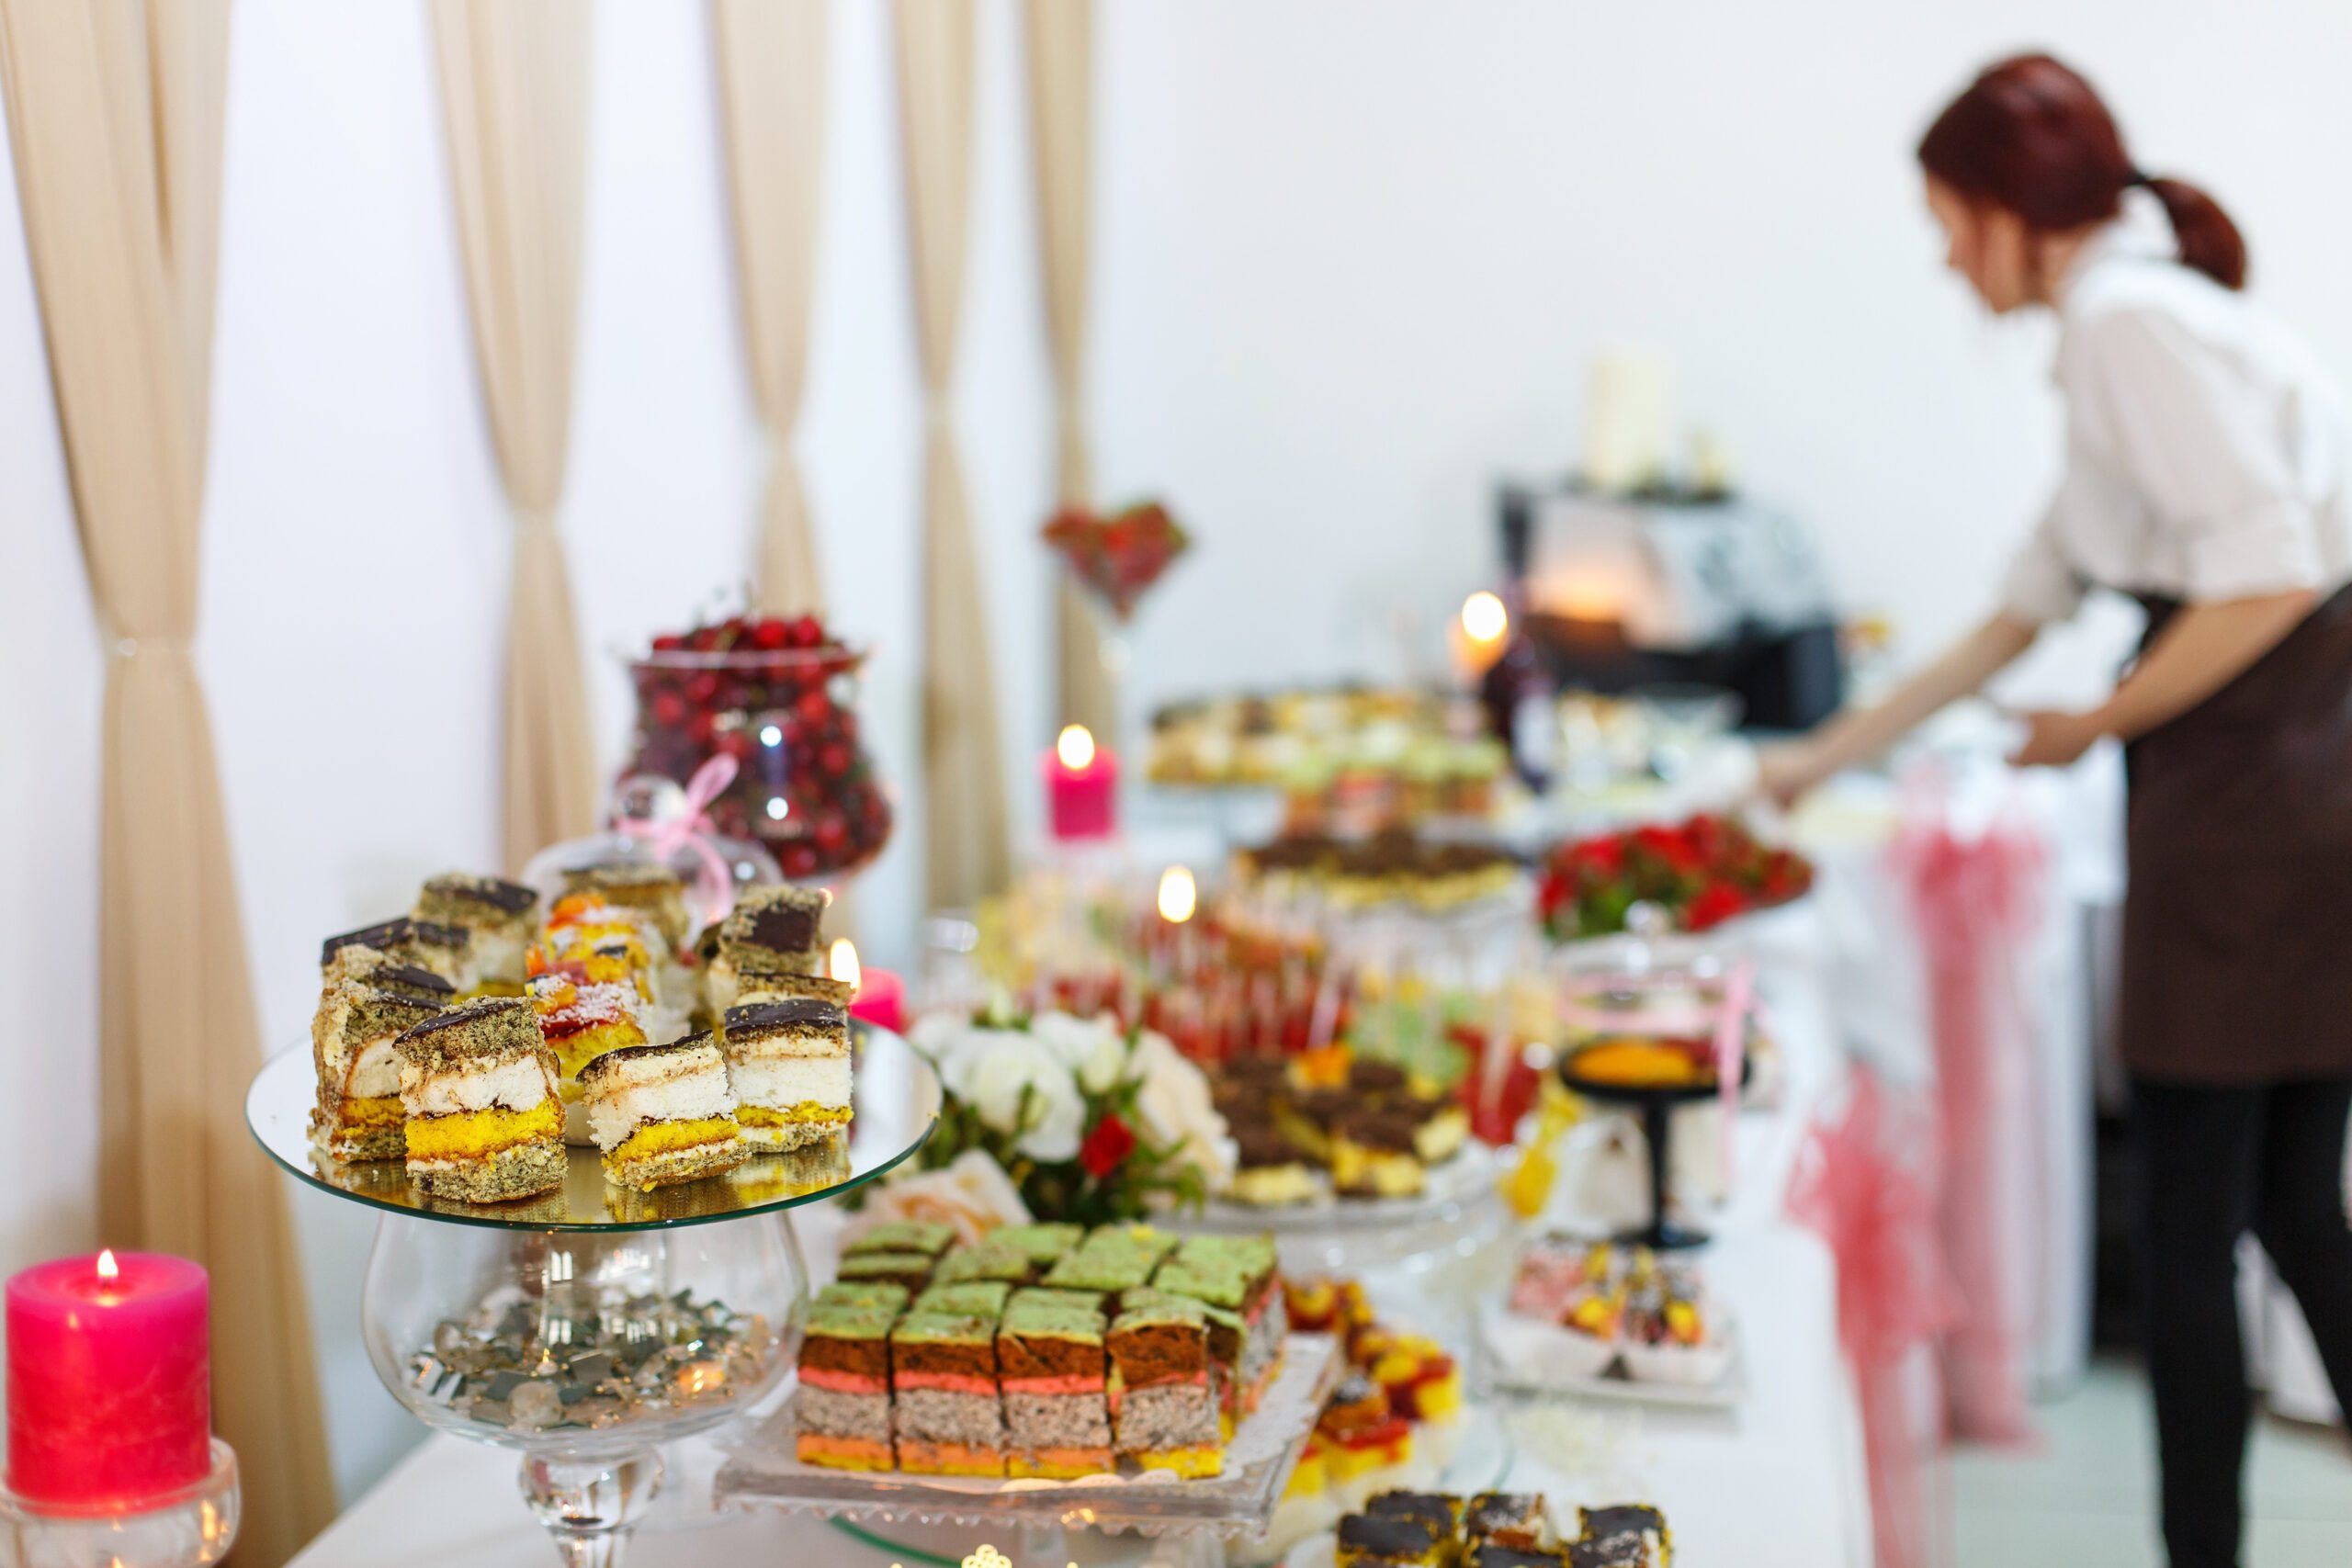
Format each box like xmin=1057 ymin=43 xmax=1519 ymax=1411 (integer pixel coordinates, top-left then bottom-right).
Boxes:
xmin=1046 ymin=726 xmax=1118 ymax=840
xmin=6 ymin=1251 xmax=210 ymax=1507
xmin=847 ymin=966 xmax=908 ymax=1035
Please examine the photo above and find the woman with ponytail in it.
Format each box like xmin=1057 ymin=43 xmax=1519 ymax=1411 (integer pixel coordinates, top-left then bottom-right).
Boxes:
xmin=1762 ymin=52 xmax=2352 ymax=1568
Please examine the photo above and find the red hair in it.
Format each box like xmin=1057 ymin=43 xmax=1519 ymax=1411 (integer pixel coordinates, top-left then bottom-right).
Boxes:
xmin=1918 ymin=53 xmax=2246 ymax=290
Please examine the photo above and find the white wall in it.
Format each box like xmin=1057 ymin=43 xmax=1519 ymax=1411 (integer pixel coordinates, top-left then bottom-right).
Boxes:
xmin=6 ymin=0 xmax=2352 ymax=1513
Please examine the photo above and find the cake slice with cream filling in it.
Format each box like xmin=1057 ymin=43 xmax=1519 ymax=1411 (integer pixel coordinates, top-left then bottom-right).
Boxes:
xmin=395 ymin=998 xmax=565 ymax=1201
xmin=413 ymin=872 xmax=537 ymax=992
xmin=322 ymin=917 xmax=472 ymax=987
xmin=720 ymin=982 xmax=854 ymax=1152
xmin=577 ymin=1034 xmax=748 ymax=1190
xmin=310 ymin=963 xmax=454 ymax=1161
xmin=707 ymin=886 xmax=829 ymax=1012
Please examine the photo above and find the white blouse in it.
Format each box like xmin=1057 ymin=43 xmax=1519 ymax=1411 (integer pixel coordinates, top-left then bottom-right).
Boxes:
xmin=1999 ymin=197 xmax=2352 ymax=626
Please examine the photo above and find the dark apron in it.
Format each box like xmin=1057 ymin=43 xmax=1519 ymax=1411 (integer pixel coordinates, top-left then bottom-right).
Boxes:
xmin=2119 ymin=582 xmax=2352 ymax=1083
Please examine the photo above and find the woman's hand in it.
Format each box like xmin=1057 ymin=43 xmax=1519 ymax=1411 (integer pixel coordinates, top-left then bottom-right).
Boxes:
xmin=1754 ymin=739 xmax=1833 ymax=809
xmin=2007 ymin=708 xmax=2108 ymax=768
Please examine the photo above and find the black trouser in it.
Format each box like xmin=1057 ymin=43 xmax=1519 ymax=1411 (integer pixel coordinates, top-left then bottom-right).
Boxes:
xmin=2132 ymin=1077 xmax=2352 ymax=1568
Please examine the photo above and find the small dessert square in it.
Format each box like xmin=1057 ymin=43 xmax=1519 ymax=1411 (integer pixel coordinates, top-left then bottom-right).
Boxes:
xmin=1577 ymin=1506 xmax=1668 ymax=1567
xmin=1476 ymin=1546 xmax=1569 ymax=1568
xmin=890 ymin=1313 xmax=1006 ymax=1476
xmin=1125 ymin=1288 xmax=1245 ymax=1431
xmin=990 ymin=1223 xmax=1085 ymax=1274
xmin=1226 ymin=1118 xmax=1317 ymax=1206
xmin=1040 ymin=1244 xmax=1156 ymax=1310
xmin=1466 ymin=1493 xmax=1557 ymax=1551
xmin=1108 ymin=1296 xmax=1222 ymax=1477
xmin=708 ymin=886 xmax=828 ymax=1011
xmin=528 ymin=973 xmax=650 ymax=1082
xmin=578 ymin=1035 xmax=749 ymax=1190
xmin=1336 ymin=1510 xmax=1449 ymax=1568
xmin=1401 ymin=1088 xmax=1471 ymax=1164
xmin=999 ymin=1291 xmax=1111 ymax=1478
xmin=324 ymin=918 xmax=472 ymax=986
xmin=1367 ymin=1491 xmax=1465 ymax=1536
xmin=931 ymin=1239 xmax=1031 ymax=1287
xmin=720 ymin=988 xmax=853 ymax=1153
xmin=395 ymin=998 xmax=565 ymax=1201
xmin=816 ymin=1280 xmax=910 ymax=1313
xmin=845 ymin=1222 xmax=957 ymax=1259
xmin=835 ymin=1251 xmax=937 ymax=1292
xmin=310 ymin=968 xmax=452 ymax=1161
xmin=562 ymin=864 xmax=694 ymax=951
xmin=413 ymin=872 xmax=537 ymax=990
xmin=1163 ymin=1235 xmax=1286 ymax=1410
xmin=795 ymin=1298 xmax=899 ymax=1472
xmin=912 ymin=1280 xmax=1012 ymax=1319
xmin=1329 ymin=1108 xmax=1428 ymax=1198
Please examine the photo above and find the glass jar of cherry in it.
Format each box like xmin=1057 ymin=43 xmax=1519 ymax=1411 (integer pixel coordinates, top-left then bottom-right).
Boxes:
xmin=619 ymin=614 xmax=893 ymax=881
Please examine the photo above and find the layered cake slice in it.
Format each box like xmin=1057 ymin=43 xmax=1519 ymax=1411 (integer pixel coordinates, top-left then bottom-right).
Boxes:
xmin=562 ymin=864 xmax=693 ymax=951
xmin=721 ymin=985 xmax=854 ymax=1152
xmin=1576 ymin=1505 xmax=1669 ymax=1567
xmin=912 ymin=1280 xmax=1012 ymax=1319
xmin=931 ymin=1238 xmax=1032 ymax=1287
xmin=1335 ymin=1510 xmax=1450 ymax=1568
xmin=889 ymin=1313 xmax=1006 ymax=1475
xmin=1329 ymin=1108 xmax=1428 ymax=1198
xmin=413 ymin=872 xmax=537 ymax=991
xmin=1164 ymin=1234 xmax=1286 ymax=1412
xmin=395 ymin=998 xmax=565 ymax=1201
xmin=529 ymin=973 xmax=650 ymax=1097
xmin=309 ymin=964 xmax=453 ymax=1161
xmin=1108 ymin=1296 xmax=1222 ymax=1477
xmin=998 ymin=1290 xmax=1112 ymax=1478
xmin=1125 ymin=1287 xmax=1244 ymax=1435
xmin=845 ymin=1221 xmax=958 ymax=1260
xmin=835 ymin=1251 xmax=937 ymax=1293
xmin=577 ymin=1035 xmax=749 ymax=1190
xmin=795 ymin=1296 xmax=899 ymax=1472
xmin=323 ymin=917 xmax=472 ymax=986
xmin=707 ymin=885 xmax=829 ymax=1011
xmin=990 ymin=1223 xmax=1085 ymax=1277
xmin=816 ymin=1280 xmax=910 ymax=1314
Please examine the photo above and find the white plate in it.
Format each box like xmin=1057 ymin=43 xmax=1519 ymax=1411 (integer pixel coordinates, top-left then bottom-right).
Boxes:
xmin=1472 ymin=1299 xmax=1746 ymax=1411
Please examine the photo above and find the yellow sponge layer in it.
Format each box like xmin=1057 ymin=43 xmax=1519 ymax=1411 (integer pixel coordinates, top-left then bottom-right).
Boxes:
xmin=612 ymin=1117 xmax=739 ymax=1162
xmin=406 ymin=1099 xmax=560 ymax=1160
xmin=338 ymin=1094 xmax=403 ymax=1129
xmin=737 ymin=1102 xmax=853 ymax=1129
xmin=1135 ymin=1444 xmax=1223 ymax=1479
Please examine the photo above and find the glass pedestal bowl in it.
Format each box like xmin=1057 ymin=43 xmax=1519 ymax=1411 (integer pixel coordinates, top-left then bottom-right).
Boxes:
xmin=360 ymin=1217 xmax=800 ymax=1567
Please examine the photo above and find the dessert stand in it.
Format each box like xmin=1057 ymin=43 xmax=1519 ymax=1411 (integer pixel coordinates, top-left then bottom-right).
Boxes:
xmin=1173 ymin=1143 xmax=1505 ymax=1275
xmin=245 ymin=1024 xmax=941 ymax=1567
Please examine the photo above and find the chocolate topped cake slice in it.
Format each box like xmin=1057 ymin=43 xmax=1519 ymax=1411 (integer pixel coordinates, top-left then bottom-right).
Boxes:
xmin=796 ymin=1297 xmax=900 ymax=1472
xmin=414 ymin=872 xmax=537 ymax=990
xmin=1330 ymin=1107 xmax=1428 ymax=1198
xmin=1466 ymin=1493 xmax=1556 ymax=1551
xmin=1577 ymin=1506 xmax=1668 ymax=1567
xmin=890 ymin=1313 xmax=1006 ymax=1476
xmin=708 ymin=886 xmax=828 ymax=1010
xmin=1367 ymin=1491 xmax=1464 ymax=1535
xmin=1336 ymin=1509 xmax=1449 ymax=1568
xmin=1476 ymin=1547 xmax=1569 ymax=1568
xmin=323 ymin=917 xmax=472 ymax=985
xmin=394 ymin=998 xmax=564 ymax=1202
xmin=720 ymin=985 xmax=853 ymax=1152
xmin=310 ymin=966 xmax=451 ymax=1162
xmin=577 ymin=1034 xmax=747 ymax=1190
xmin=999 ymin=1290 xmax=1111 ymax=1478
xmin=1227 ymin=1116 xmax=1317 ymax=1206
xmin=1108 ymin=1295 xmax=1222 ymax=1477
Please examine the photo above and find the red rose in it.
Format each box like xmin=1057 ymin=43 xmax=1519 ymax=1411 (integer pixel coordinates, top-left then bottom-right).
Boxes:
xmin=1684 ymin=882 xmax=1748 ymax=931
xmin=1079 ymin=1113 xmax=1136 ymax=1178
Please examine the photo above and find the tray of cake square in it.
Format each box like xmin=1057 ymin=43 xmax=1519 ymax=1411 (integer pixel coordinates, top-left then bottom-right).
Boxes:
xmin=245 ymin=867 xmax=942 ymax=1230
xmin=1283 ymin=1489 xmax=1675 ymax=1568
xmin=715 ymin=1222 xmax=1344 ymax=1539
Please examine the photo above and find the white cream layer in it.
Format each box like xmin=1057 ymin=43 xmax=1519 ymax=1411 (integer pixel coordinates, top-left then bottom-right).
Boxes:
xmin=585 ymin=1067 xmax=735 ymax=1151
xmin=346 ymin=1036 xmax=403 ymax=1100
xmin=402 ymin=1055 xmax=552 ymax=1115
xmin=727 ymin=1055 xmax=850 ymax=1111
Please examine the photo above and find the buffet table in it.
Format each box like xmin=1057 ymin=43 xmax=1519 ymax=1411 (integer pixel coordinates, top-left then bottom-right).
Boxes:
xmin=288 ymin=896 xmax=1867 ymax=1568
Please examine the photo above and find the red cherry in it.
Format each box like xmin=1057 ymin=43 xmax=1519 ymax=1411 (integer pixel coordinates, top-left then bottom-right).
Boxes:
xmin=789 ymin=615 xmax=824 ymax=649
xmin=651 ymin=692 xmax=687 ymax=727
xmin=814 ymin=815 xmax=847 ymax=850
xmin=651 ymin=633 xmax=685 ymax=652
xmin=687 ymin=712 xmax=716 ymax=744
xmin=752 ymin=619 xmax=790 ymax=650
xmin=687 ymin=671 xmax=720 ymax=704
xmin=782 ymin=843 xmax=819 ymax=877
xmin=834 ymin=712 xmax=859 ymax=744
xmin=819 ymin=743 xmax=849 ymax=777
xmin=797 ymin=689 xmax=831 ymax=725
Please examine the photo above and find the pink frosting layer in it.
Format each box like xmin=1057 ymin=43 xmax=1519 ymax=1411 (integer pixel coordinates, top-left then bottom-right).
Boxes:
xmin=893 ymin=1371 xmax=997 ymax=1397
xmin=1000 ymin=1374 xmax=1103 ymax=1397
xmin=798 ymin=1366 xmax=887 ymax=1396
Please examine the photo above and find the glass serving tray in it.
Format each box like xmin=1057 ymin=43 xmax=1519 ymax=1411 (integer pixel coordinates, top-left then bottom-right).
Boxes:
xmin=244 ymin=1021 xmax=939 ymax=1232
xmin=713 ymin=1333 xmax=1341 ymax=1540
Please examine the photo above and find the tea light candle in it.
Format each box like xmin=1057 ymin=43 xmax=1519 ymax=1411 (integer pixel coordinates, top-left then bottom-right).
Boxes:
xmin=1045 ymin=724 xmax=1117 ymax=840
xmin=6 ymin=1250 xmax=210 ymax=1507
xmin=830 ymin=939 xmax=908 ymax=1035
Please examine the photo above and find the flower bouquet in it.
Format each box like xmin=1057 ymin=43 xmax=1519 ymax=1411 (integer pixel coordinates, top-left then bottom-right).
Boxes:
xmin=1041 ymin=499 xmax=1190 ymax=620
xmin=1537 ymin=813 xmax=1813 ymax=940
xmin=900 ymin=1005 xmax=1235 ymax=1226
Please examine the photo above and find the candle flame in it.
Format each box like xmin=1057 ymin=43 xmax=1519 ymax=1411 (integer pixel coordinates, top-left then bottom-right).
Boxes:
xmin=1157 ymin=865 xmax=1197 ymax=924
xmin=96 ymin=1249 xmax=119 ymax=1282
xmin=1056 ymin=724 xmax=1095 ymax=771
xmin=1461 ymin=590 xmax=1509 ymax=645
xmin=829 ymin=938 xmax=862 ymax=992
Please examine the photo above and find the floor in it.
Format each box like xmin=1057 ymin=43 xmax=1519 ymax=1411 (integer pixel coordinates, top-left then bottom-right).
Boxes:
xmin=1955 ymin=1359 xmax=2352 ymax=1566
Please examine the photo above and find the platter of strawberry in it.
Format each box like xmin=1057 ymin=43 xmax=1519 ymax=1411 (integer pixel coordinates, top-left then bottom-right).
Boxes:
xmin=620 ymin=609 xmax=892 ymax=880
xmin=1536 ymin=812 xmax=1812 ymax=941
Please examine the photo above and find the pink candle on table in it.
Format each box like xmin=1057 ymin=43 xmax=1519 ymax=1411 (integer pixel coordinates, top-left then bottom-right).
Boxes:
xmin=1045 ymin=725 xmax=1117 ymax=840
xmin=6 ymin=1250 xmax=209 ymax=1507
xmin=829 ymin=940 xmax=909 ymax=1035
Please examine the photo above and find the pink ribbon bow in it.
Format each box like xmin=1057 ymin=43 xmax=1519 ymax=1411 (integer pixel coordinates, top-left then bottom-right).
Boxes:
xmin=615 ymin=754 xmax=741 ymax=930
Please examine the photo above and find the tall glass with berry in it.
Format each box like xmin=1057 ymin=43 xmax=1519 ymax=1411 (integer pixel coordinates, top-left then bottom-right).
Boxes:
xmin=621 ymin=614 xmax=893 ymax=885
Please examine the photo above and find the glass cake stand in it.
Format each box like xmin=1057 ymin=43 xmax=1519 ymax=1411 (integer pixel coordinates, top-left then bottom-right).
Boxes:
xmin=246 ymin=1024 xmax=940 ymax=1566
xmin=1170 ymin=1142 xmax=1506 ymax=1275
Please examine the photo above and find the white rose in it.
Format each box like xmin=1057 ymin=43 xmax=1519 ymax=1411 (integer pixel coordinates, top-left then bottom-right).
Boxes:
xmin=907 ymin=1010 xmax=965 ymax=1061
xmin=1128 ymin=1030 xmax=1237 ymax=1189
xmin=969 ymin=1034 xmax=1086 ymax=1163
xmin=1077 ymin=1031 xmax=1133 ymax=1096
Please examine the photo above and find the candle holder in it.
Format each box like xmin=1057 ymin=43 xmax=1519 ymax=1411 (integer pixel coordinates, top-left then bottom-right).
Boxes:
xmin=0 ymin=1440 xmax=239 ymax=1568
xmin=246 ymin=1024 xmax=942 ymax=1567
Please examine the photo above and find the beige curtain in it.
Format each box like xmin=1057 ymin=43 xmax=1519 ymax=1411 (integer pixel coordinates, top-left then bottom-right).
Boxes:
xmin=0 ymin=2 xmax=334 ymax=1562
xmin=1024 ymin=0 xmax=1114 ymax=740
xmin=714 ymin=0 xmax=829 ymax=616
xmin=433 ymin=0 xmax=598 ymax=869
xmin=896 ymin=0 xmax=1011 ymax=908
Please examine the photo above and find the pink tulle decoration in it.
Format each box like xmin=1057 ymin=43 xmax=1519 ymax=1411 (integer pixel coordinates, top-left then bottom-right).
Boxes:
xmin=1887 ymin=785 xmax=2047 ymax=1447
xmin=1786 ymin=1067 xmax=1957 ymax=1568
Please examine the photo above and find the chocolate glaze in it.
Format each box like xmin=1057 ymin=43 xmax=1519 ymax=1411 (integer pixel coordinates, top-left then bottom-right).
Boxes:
xmin=1336 ymin=1512 xmax=1442 ymax=1559
xmin=399 ymin=996 xmax=527 ymax=1039
xmin=434 ymin=874 xmax=536 ymax=913
xmin=726 ymin=998 xmax=845 ymax=1033
xmin=576 ymin=1032 xmax=723 ymax=1083
xmin=322 ymin=917 xmax=468 ymax=964
xmin=746 ymin=903 xmax=819 ymax=953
